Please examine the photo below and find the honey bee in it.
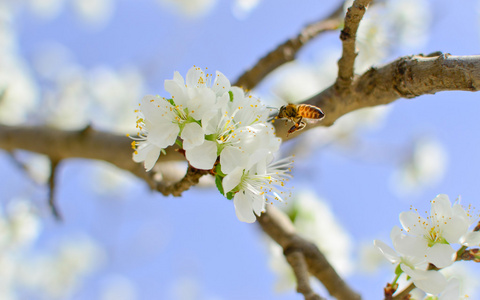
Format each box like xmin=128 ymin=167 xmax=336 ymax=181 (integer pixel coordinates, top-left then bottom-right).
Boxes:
xmin=274 ymin=103 xmax=325 ymax=136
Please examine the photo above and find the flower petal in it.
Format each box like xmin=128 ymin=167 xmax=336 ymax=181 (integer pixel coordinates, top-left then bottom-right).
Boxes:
xmin=143 ymin=146 xmax=161 ymax=171
xmin=431 ymin=194 xmax=453 ymax=219
xmin=439 ymin=278 xmax=460 ymax=300
xmin=212 ymin=71 xmax=231 ymax=96
xmin=442 ymin=215 xmax=469 ymax=244
xmin=233 ymin=192 xmax=256 ymax=223
xmin=148 ymin=123 xmax=179 ymax=148
xmin=133 ymin=143 xmax=161 ymax=171
xmin=399 ymin=211 xmax=428 ymax=236
xmin=252 ymin=194 xmax=265 ymax=216
xmin=181 ymin=122 xmax=205 ymax=150
xmin=392 ymin=229 xmax=427 ymax=259
xmin=140 ymin=95 xmax=167 ymax=121
xmin=186 ymin=66 xmax=206 ymax=88
xmin=186 ymin=87 xmax=217 ymax=120
xmin=164 ymin=79 xmax=188 ymax=107
xmin=400 ymin=265 xmax=447 ymax=295
xmin=373 ymin=240 xmax=400 ymax=264
xmin=220 ymin=147 xmax=247 ymax=174
xmin=425 ymin=243 xmax=455 ymax=268
xmin=222 ymin=167 xmax=244 ymax=194
xmin=461 ymin=231 xmax=480 ymax=246
xmin=185 ymin=140 xmax=217 ymax=170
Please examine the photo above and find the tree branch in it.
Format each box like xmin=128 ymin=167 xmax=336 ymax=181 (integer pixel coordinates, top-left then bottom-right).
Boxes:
xmin=2 ymin=55 xmax=480 ymax=170
xmin=391 ymin=283 xmax=415 ymax=300
xmin=285 ymin=251 xmax=325 ymax=300
xmin=233 ymin=2 xmax=345 ymax=90
xmin=2 ymin=55 xmax=479 ymax=163
xmin=156 ymin=164 xmax=211 ymax=197
xmin=335 ymin=0 xmax=372 ymax=92
xmin=274 ymin=54 xmax=480 ymax=137
xmin=257 ymin=206 xmax=361 ymax=300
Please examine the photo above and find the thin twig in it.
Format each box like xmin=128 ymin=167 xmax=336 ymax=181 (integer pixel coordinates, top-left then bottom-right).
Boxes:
xmin=257 ymin=206 xmax=361 ymax=300
xmin=48 ymin=159 xmax=62 ymax=221
xmin=391 ymin=283 xmax=415 ymax=300
xmin=233 ymin=2 xmax=345 ymax=90
xmin=156 ymin=164 xmax=211 ymax=196
xmin=285 ymin=250 xmax=325 ymax=300
xmin=335 ymin=0 xmax=372 ymax=92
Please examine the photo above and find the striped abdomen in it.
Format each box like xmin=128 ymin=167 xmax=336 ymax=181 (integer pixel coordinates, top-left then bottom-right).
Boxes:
xmin=297 ymin=104 xmax=325 ymax=120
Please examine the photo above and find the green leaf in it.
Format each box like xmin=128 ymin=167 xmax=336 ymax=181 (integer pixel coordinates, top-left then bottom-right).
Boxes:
xmin=228 ymin=91 xmax=234 ymax=102
xmin=226 ymin=191 xmax=235 ymax=200
xmin=215 ymin=163 xmax=225 ymax=177
xmin=215 ymin=175 xmax=225 ymax=195
xmin=394 ymin=264 xmax=403 ymax=276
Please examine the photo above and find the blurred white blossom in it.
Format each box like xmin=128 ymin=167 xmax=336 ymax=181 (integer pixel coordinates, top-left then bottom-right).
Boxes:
xmin=99 ymin=274 xmax=138 ymax=300
xmin=89 ymin=66 xmax=144 ymax=133
xmin=232 ymin=0 xmax=262 ymax=19
xmin=31 ymin=43 xmax=144 ymax=131
xmin=344 ymin=0 xmax=431 ymax=73
xmin=156 ymin=0 xmax=217 ymax=18
xmin=0 ymin=198 xmax=104 ymax=300
xmin=391 ymin=136 xmax=448 ymax=195
xmin=0 ymin=11 xmax=39 ymax=126
xmin=440 ymin=263 xmax=479 ymax=299
xmin=26 ymin=0 xmax=64 ymax=19
xmin=267 ymin=190 xmax=353 ymax=291
xmin=18 ymin=235 xmax=104 ymax=299
xmin=71 ymin=0 xmax=114 ymax=29
xmin=355 ymin=16 xmax=389 ymax=73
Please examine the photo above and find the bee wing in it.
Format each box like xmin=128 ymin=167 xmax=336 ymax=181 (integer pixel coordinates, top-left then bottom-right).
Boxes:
xmin=303 ymin=118 xmax=321 ymax=124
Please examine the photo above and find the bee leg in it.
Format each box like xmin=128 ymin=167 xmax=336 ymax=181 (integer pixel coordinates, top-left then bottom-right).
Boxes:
xmin=287 ymin=125 xmax=297 ymax=136
xmin=297 ymin=121 xmax=306 ymax=131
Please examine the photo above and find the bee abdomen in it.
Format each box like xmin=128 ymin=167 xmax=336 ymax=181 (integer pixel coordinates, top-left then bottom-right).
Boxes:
xmin=298 ymin=104 xmax=325 ymax=119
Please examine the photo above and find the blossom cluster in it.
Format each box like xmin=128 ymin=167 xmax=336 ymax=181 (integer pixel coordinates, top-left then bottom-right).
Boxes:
xmin=131 ymin=67 xmax=292 ymax=222
xmin=375 ymin=194 xmax=480 ymax=298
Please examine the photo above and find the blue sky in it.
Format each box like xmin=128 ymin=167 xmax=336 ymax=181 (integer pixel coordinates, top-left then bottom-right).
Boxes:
xmin=3 ymin=0 xmax=480 ymax=299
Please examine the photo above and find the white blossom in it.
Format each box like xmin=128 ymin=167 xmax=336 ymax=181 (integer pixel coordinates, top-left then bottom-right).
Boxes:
xmin=374 ymin=226 xmax=448 ymax=295
xmin=399 ymin=194 xmax=480 ymax=268
xmin=132 ymin=67 xmax=280 ymax=173
xmin=222 ymin=156 xmax=293 ymax=223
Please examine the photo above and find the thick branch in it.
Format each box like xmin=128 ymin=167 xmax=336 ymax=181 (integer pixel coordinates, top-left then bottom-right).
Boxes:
xmin=257 ymin=206 xmax=361 ymax=300
xmin=335 ymin=0 xmax=372 ymax=91
xmin=306 ymin=54 xmax=480 ymax=126
xmin=233 ymin=2 xmax=345 ymax=90
xmin=2 ymin=55 xmax=480 ymax=161
xmin=0 ymin=125 xmax=186 ymax=187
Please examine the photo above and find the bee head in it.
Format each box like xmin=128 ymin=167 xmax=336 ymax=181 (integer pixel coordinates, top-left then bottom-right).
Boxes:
xmin=276 ymin=105 xmax=287 ymax=119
